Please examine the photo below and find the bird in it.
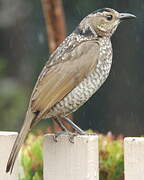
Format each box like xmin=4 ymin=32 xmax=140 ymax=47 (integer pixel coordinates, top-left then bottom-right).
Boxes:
xmin=6 ymin=8 xmax=136 ymax=173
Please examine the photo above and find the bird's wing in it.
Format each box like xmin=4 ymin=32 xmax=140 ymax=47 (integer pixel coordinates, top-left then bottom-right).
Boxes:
xmin=30 ymin=40 xmax=100 ymax=119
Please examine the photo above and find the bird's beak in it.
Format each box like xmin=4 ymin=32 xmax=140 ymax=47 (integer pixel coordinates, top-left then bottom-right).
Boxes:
xmin=119 ymin=13 xmax=136 ymax=20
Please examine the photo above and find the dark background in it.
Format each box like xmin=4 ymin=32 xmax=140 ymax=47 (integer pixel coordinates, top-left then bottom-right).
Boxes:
xmin=0 ymin=0 xmax=143 ymax=136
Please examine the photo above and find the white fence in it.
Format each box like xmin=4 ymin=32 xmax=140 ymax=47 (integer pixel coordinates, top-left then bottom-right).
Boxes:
xmin=1 ymin=131 xmax=144 ymax=180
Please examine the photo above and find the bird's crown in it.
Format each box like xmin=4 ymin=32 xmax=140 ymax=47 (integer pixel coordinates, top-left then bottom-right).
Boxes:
xmin=77 ymin=8 xmax=136 ymax=37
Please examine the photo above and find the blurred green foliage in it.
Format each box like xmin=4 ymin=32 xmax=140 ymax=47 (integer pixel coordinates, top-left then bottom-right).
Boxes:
xmin=99 ymin=133 xmax=124 ymax=180
xmin=0 ymin=79 xmax=28 ymax=130
xmin=21 ymin=134 xmax=43 ymax=180
xmin=0 ymin=57 xmax=7 ymax=76
xmin=21 ymin=132 xmax=124 ymax=180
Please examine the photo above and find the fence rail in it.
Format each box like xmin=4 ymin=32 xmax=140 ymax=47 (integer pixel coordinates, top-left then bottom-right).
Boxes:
xmin=1 ymin=131 xmax=144 ymax=180
xmin=124 ymin=137 xmax=144 ymax=180
xmin=0 ymin=132 xmax=18 ymax=179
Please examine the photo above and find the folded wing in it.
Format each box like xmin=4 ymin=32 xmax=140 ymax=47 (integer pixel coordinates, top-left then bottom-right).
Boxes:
xmin=30 ymin=41 xmax=100 ymax=120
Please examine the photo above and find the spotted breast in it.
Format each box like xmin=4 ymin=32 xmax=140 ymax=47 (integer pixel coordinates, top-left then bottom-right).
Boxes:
xmin=48 ymin=37 xmax=112 ymax=117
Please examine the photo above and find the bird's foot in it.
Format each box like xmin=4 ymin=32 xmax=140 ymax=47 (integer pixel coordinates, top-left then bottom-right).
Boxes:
xmin=69 ymin=132 xmax=78 ymax=143
xmin=53 ymin=131 xmax=78 ymax=143
xmin=53 ymin=131 xmax=67 ymax=142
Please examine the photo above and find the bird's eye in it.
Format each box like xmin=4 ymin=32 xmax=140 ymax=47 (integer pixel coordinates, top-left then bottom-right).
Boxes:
xmin=106 ymin=15 xmax=113 ymax=21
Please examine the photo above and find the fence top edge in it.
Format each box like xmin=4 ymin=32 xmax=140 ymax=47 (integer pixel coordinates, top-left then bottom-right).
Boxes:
xmin=124 ymin=137 xmax=144 ymax=142
xmin=44 ymin=133 xmax=98 ymax=138
xmin=0 ymin=131 xmax=18 ymax=136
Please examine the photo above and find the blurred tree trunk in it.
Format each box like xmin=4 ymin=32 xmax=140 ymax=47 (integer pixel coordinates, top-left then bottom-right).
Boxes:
xmin=41 ymin=0 xmax=66 ymax=53
xmin=41 ymin=0 xmax=73 ymax=131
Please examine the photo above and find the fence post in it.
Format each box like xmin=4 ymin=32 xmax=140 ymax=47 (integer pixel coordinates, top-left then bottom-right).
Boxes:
xmin=43 ymin=134 xmax=99 ymax=180
xmin=0 ymin=131 xmax=18 ymax=179
xmin=124 ymin=137 xmax=144 ymax=180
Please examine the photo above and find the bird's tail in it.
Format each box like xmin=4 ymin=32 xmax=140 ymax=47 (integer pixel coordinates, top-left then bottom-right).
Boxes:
xmin=6 ymin=109 xmax=36 ymax=173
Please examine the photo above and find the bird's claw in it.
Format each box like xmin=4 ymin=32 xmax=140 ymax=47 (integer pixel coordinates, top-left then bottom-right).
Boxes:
xmin=69 ymin=132 xmax=78 ymax=143
xmin=53 ymin=131 xmax=66 ymax=142
xmin=53 ymin=131 xmax=78 ymax=143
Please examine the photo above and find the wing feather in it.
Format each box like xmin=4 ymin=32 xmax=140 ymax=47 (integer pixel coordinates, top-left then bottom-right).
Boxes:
xmin=30 ymin=41 xmax=100 ymax=119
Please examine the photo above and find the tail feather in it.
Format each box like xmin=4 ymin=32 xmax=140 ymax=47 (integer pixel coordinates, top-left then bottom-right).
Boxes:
xmin=6 ymin=110 xmax=36 ymax=173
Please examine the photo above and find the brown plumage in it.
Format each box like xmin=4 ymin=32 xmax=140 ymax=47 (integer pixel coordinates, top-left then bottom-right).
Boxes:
xmin=6 ymin=8 xmax=135 ymax=173
xmin=31 ymin=41 xmax=99 ymax=118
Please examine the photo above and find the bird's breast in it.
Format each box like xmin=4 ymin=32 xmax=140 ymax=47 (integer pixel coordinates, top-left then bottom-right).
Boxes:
xmin=96 ymin=37 xmax=113 ymax=81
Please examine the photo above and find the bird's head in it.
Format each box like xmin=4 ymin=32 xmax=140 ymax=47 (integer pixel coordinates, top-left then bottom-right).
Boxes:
xmin=78 ymin=8 xmax=136 ymax=37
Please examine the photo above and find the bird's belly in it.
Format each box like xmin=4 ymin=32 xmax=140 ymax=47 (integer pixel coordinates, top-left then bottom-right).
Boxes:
xmin=47 ymin=59 xmax=112 ymax=117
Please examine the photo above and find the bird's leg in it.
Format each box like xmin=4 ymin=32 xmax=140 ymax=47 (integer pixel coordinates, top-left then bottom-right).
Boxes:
xmin=53 ymin=118 xmax=69 ymax=142
xmin=62 ymin=117 xmax=86 ymax=135
xmin=53 ymin=118 xmax=81 ymax=143
xmin=54 ymin=118 xmax=68 ymax=132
